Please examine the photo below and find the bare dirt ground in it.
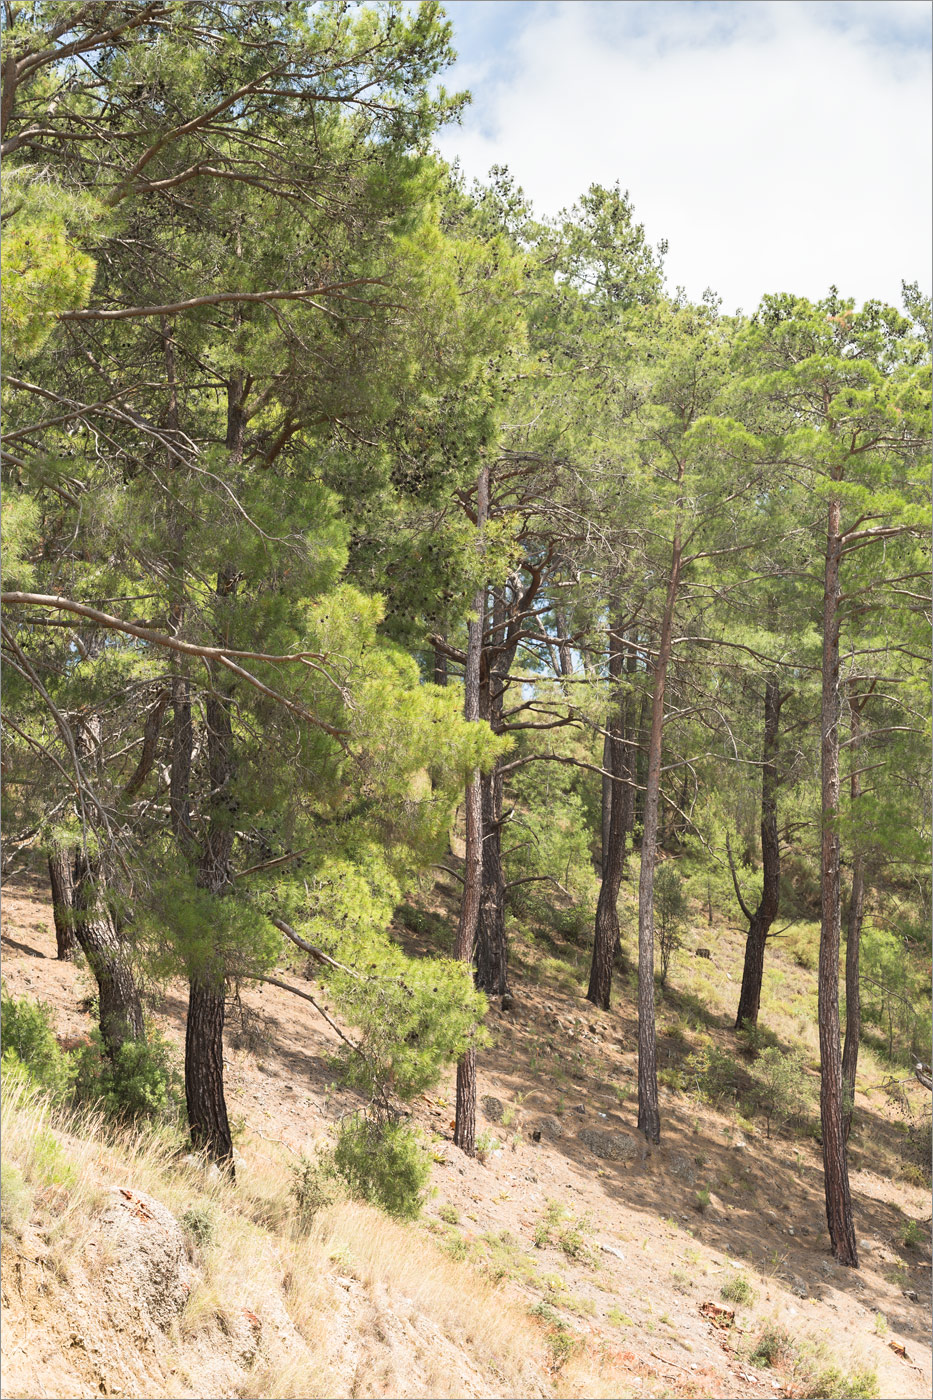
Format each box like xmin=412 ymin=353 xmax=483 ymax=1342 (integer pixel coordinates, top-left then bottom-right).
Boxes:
xmin=2 ymin=867 xmax=930 ymax=1400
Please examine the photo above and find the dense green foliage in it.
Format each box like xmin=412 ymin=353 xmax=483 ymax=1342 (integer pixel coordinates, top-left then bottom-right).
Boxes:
xmin=1 ymin=1 xmax=929 ymax=1243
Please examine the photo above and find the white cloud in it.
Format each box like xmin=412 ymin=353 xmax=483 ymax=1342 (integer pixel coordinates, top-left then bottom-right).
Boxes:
xmin=436 ymin=1 xmax=932 ymax=313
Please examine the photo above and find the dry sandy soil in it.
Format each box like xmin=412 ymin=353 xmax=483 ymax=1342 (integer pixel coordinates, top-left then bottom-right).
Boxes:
xmin=1 ymin=867 xmax=930 ymax=1399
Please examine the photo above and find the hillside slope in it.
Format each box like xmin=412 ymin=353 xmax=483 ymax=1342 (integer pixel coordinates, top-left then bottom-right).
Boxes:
xmin=1 ymin=868 xmax=930 ymax=1400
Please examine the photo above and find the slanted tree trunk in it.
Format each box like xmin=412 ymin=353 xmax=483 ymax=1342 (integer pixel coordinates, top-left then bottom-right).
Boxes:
xmin=733 ymin=676 xmax=784 ymax=1029
xmin=70 ymin=715 xmax=145 ymax=1055
xmin=48 ymin=843 xmax=76 ymax=960
xmin=637 ymin=526 xmax=682 ymax=1145
xmin=71 ymin=848 xmax=145 ymax=1056
xmin=818 ymin=492 xmax=858 ymax=1266
xmin=185 ymin=564 xmax=238 ymax=1171
xmin=842 ymin=682 xmax=868 ymax=1140
xmin=454 ymin=466 xmax=488 ymax=1156
xmin=588 ymin=623 xmax=628 ymax=1009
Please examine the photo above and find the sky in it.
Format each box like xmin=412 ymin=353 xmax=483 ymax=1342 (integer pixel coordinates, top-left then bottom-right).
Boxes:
xmin=432 ymin=0 xmax=932 ymax=315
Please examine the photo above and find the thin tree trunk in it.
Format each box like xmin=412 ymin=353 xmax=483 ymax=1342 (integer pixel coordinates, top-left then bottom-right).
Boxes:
xmin=476 ymin=761 xmax=509 ymax=999
xmin=633 ymin=690 xmax=650 ymax=831
xmin=589 ymin=623 xmax=626 ymax=1009
xmin=185 ymin=563 xmax=238 ymax=1171
xmin=170 ymin=672 xmax=193 ymax=844
xmin=48 ymin=844 xmax=76 ymax=960
xmin=476 ymin=588 xmax=510 ymax=1003
xmin=600 ymin=728 xmax=612 ymax=876
xmin=734 ymin=676 xmax=783 ymax=1029
xmin=454 ymin=465 xmax=488 ymax=1157
xmin=71 ymin=849 xmax=145 ymax=1056
xmin=818 ymin=494 xmax=858 ymax=1266
xmin=842 ymin=683 xmax=866 ymax=1140
xmin=637 ymin=529 xmax=682 ymax=1144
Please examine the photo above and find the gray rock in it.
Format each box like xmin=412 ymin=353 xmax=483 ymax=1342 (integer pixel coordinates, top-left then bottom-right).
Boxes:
xmin=790 ymin=1276 xmax=808 ymax=1299
xmin=481 ymin=1095 xmax=504 ymax=1123
xmin=670 ymin=1153 xmax=698 ymax=1185
xmin=819 ymin=1259 xmax=836 ymax=1278
xmin=537 ymin=1115 xmax=564 ymax=1140
xmin=97 ymin=1187 xmax=191 ymax=1330
xmin=578 ymin=1128 xmax=639 ymax=1162
xmin=903 ymin=1289 xmax=919 ymax=1303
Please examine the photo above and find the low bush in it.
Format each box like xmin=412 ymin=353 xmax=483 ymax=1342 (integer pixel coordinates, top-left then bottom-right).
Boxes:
xmin=720 ymin=1273 xmax=756 ymax=1306
xmin=331 ymin=1115 xmax=429 ymax=1220
xmin=180 ymin=1204 xmax=217 ymax=1249
xmin=0 ymin=986 xmax=75 ymax=1100
xmin=73 ymin=1024 xmax=182 ymax=1123
xmin=289 ymin=1151 xmax=337 ymax=1230
xmin=751 ymin=1045 xmax=811 ymax=1138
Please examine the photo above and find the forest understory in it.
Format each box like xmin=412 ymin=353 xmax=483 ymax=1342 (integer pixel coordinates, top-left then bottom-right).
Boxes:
xmin=1 ymin=864 xmax=930 ymax=1400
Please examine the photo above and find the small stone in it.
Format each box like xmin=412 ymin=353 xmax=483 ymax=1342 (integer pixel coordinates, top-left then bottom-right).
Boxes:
xmin=903 ymin=1289 xmax=919 ymax=1303
xmin=790 ymin=1276 xmax=808 ymax=1299
xmin=787 ymin=1226 xmax=795 ymax=1236
xmin=537 ymin=1116 xmax=564 ymax=1141
xmin=481 ymin=1095 xmax=504 ymax=1123
xmin=572 ymin=1103 xmax=586 ymax=1115
xmin=858 ymin=1239 xmax=874 ymax=1251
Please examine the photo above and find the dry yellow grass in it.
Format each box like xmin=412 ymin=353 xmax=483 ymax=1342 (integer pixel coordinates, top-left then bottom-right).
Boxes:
xmin=2 ymin=1074 xmax=635 ymax=1399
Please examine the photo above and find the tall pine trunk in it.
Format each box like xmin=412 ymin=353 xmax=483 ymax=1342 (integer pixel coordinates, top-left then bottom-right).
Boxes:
xmin=842 ymin=684 xmax=866 ymax=1140
xmin=734 ymin=676 xmax=783 ymax=1029
xmin=818 ymin=494 xmax=858 ymax=1266
xmin=454 ymin=465 xmax=488 ymax=1156
xmin=637 ymin=529 xmax=682 ymax=1144
xmin=48 ymin=843 xmax=76 ymax=960
xmin=476 ymin=761 xmax=509 ymax=999
xmin=588 ymin=623 xmax=627 ymax=1009
xmin=185 ymin=565 xmax=238 ymax=1171
xmin=476 ymin=589 xmax=510 ymax=1002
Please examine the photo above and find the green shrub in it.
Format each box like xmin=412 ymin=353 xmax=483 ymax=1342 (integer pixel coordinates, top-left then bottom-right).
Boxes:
xmin=749 ymin=1321 xmax=792 ymax=1367
xmin=0 ymin=986 xmax=75 ymax=1099
xmin=331 ymin=1115 xmax=429 ymax=1220
xmin=685 ymin=1038 xmax=739 ymax=1105
xmin=289 ymin=1151 xmax=336 ymax=1230
xmin=180 ymin=1204 xmax=217 ymax=1249
xmin=900 ymin=1217 xmax=923 ymax=1249
xmin=720 ymin=1273 xmax=756 ymax=1305
xmin=0 ymin=1161 xmax=32 ymax=1232
xmin=751 ymin=1045 xmax=811 ymax=1138
xmin=73 ymin=1025 xmax=182 ymax=1122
